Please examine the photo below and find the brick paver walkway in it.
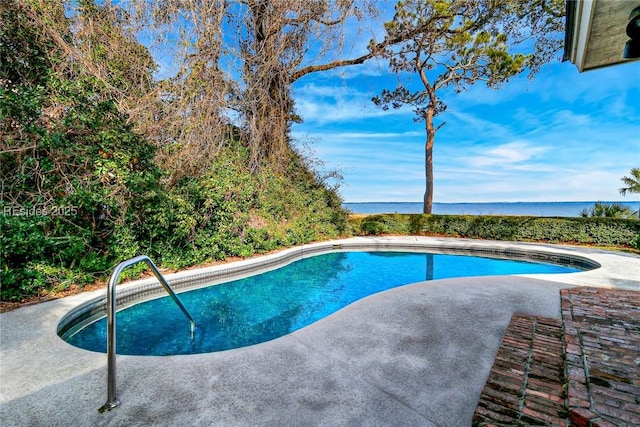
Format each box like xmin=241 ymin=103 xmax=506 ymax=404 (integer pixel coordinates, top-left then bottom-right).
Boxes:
xmin=473 ymin=287 xmax=640 ymax=427
xmin=562 ymin=287 xmax=640 ymax=427
xmin=473 ymin=316 xmax=568 ymax=426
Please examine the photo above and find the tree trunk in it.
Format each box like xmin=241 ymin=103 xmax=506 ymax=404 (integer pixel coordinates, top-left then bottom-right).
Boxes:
xmin=243 ymin=1 xmax=292 ymax=171
xmin=423 ymin=106 xmax=435 ymax=214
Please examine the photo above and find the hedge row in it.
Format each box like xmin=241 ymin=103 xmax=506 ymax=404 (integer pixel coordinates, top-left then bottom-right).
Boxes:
xmin=355 ymin=214 xmax=640 ymax=249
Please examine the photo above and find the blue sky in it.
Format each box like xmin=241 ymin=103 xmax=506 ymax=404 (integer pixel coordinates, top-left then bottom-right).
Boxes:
xmin=290 ymin=55 xmax=640 ymax=203
xmin=140 ymin=2 xmax=640 ymax=204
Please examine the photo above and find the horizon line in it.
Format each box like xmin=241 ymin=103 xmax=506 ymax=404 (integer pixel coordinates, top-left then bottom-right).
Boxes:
xmin=343 ymin=200 xmax=640 ymax=204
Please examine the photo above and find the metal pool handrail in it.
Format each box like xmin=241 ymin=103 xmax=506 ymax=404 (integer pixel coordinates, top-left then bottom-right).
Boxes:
xmin=99 ymin=255 xmax=195 ymax=413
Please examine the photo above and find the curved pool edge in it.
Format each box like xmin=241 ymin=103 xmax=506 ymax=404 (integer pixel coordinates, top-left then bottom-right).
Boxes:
xmin=56 ymin=236 xmax=639 ymax=339
xmin=3 ymin=237 xmax=640 ymax=426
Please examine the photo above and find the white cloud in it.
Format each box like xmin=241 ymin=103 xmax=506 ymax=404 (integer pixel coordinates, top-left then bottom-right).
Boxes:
xmin=320 ymin=130 xmax=422 ymax=139
xmin=443 ymin=110 xmax=511 ymax=139
xmin=293 ymin=82 xmax=412 ymax=124
xmin=551 ymin=110 xmax=591 ymax=127
xmin=461 ymin=141 xmax=549 ymax=169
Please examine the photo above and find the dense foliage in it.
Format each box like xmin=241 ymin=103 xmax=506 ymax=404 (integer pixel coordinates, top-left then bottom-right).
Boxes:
xmin=0 ymin=1 xmax=347 ymax=302
xmin=0 ymin=1 xmax=625 ymax=305
xmin=356 ymin=214 xmax=640 ymax=249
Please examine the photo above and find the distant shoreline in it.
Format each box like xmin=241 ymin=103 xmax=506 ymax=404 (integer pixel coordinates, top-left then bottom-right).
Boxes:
xmin=344 ymin=201 xmax=638 ymax=204
xmin=343 ymin=201 xmax=640 ymax=217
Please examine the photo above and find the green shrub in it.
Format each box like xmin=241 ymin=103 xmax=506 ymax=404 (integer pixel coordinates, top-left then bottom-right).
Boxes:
xmin=353 ymin=214 xmax=640 ymax=248
xmin=359 ymin=214 xmax=409 ymax=235
xmin=360 ymin=216 xmax=387 ymax=235
xmin=1 ymin=141 xmax=349 ymax=301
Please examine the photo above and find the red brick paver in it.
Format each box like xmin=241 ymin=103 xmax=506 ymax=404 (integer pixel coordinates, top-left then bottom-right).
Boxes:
xmin=473 ymin=315 xmax=568 ymax=426
xmin=474 ymin=287 xmax=640 ymax=427
xmin=562 ymin=287 xmax=640 ymax=427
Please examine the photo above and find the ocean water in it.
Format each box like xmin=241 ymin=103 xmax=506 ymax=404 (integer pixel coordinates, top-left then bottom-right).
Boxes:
xmin=343 ymin=201 xmax=640 ymax=217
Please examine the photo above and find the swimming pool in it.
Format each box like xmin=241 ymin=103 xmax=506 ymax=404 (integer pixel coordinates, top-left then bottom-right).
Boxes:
xmin=61 ymin=250 xmax=582 ymax=355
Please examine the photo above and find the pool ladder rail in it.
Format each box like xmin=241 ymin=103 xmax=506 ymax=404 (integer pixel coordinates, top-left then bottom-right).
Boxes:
xmin=98 ymin=255 xmax=196 ymax=413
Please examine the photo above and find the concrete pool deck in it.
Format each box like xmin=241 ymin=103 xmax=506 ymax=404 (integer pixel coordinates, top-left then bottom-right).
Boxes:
xmin=1 ymin=237 xmax=639 ymax=426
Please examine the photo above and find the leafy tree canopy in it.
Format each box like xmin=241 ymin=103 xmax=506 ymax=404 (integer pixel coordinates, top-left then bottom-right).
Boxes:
xmin=620 ymin=167 xmax=640 ymax=197
xmin=372 ymin=0 xmax=564 ymax=213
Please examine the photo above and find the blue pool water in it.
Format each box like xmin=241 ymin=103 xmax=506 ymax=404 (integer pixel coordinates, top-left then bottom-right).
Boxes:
xmin=65 ymin=251 xmax=579 ymax=355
